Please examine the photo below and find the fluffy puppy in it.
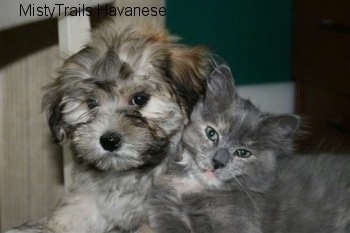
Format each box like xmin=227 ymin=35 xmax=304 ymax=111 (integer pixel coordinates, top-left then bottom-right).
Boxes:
xmin=6 ymin=19 xmax=209 ymax=233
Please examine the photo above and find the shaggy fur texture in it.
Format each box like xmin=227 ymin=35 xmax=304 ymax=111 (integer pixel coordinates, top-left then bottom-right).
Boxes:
xmin=147 ymin=65 xmax=300 ymax=233
xmin=6 ymin=18 xmax=210 ymax=233
xmin=148 ymin=65 xmax=350 ymax=233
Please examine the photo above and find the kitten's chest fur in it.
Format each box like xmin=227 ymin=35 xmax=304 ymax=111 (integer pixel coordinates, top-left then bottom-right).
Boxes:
xmin=167 ymin=173 xmax=206 ymax=194
xmin=166 ymin=168 xmax=265 ymax=233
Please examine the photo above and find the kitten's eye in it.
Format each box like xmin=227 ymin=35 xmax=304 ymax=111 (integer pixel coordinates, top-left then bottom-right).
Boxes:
xmin=205 ymin=126 xmax=219 ymax=143
xmin=86 ymin=98 xmax=99 ymax=109
xmin=131 ymin=93 xmax=150 ymax=106
xmin=234 ymin=149 xmax=252 ymax=158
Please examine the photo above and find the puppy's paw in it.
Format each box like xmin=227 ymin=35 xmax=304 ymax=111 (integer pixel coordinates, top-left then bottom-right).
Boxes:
xmin=5 ymin=230 xmax=22 ymax=233
xmin=5 ymin=229 xmax=45 ymax=233
xmin=5 ymin=222 xmax=51 ymax=233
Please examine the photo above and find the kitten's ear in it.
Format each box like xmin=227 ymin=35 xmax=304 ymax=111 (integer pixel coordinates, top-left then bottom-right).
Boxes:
xmin=206 ymin=65 xmax=235 ymax=101
xmin=263 ymin=114 xmax=301 ymax=138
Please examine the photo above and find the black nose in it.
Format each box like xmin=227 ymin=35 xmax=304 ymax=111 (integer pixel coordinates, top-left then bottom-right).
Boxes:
xmin=213 ymin=158 xmax=226 ymax=170
xmin=212 ymin=149 xmax=230 ymax=170
xmin=100 ymin=131 xmax=121 ymax=152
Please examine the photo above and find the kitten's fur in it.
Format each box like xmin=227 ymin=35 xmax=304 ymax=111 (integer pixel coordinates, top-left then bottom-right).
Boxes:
xmin=149 ymin=65 xmax=350 ymax=233
xmin=148 ymin=65 xmax=299 ymax=233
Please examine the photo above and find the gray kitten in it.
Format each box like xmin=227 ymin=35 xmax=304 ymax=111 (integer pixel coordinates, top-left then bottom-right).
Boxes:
xmin=149 ymin=65 xmax=350 ymax=233
xmin=148 ymin=65 xmax=299 ymax=233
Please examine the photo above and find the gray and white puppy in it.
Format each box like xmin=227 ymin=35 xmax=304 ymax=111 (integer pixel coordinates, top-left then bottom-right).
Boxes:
xmin=6 ymin=19 xmax=209 ymax=233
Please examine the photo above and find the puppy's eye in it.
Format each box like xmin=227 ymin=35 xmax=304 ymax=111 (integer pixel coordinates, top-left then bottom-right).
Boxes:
xmin=86 ymin=98 xmax=99 ymax=109
xmin=131 ymin=93 xmax=149 ymax=106
xmin=233 ymin=149 xmax=252 ymax=158
xmin=205 ymin=126 xmax=219 ymax=143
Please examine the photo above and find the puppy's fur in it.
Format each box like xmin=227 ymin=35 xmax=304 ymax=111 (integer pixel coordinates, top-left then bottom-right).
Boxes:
xmin=7 ymin=19 xmax=209 ymax=233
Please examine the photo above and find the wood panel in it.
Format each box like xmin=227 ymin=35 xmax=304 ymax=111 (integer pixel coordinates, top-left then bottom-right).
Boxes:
xmin=293 ymin=0 xmax=350 ymax=95
xmin=296 ymin=82 xmax=350 ymax=152
xmin=0 ymin=45 xmax=64 ymax=232
xmin=293 ymin=0 xmax=350 ymax=153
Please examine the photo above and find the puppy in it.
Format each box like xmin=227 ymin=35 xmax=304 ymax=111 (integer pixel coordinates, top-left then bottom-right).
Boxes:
xmin=6 ymin=19 xmax=209 ymax=233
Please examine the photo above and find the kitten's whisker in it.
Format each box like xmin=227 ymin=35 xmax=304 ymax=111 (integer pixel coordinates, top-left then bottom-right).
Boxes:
xmin=233 ymin=177 xmax=260 ymax=212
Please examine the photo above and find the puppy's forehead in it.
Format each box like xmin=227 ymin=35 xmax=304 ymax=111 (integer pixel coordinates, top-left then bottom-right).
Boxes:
xmin=92 ymin=48 xmax=134 ymax=80
xmin=91 ymin=47 xmax=165 ymax=81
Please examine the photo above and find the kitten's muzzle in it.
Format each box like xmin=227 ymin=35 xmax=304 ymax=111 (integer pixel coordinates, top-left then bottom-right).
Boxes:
xmin=212 ymin=149 xmax=230 ymax=170
xmin=100 ymin=131 xmax=121 ymax=152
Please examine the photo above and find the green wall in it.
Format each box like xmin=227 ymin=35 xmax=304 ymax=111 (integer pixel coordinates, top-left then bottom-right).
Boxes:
xmin=167 ymin=1 xmax=293 ymax=85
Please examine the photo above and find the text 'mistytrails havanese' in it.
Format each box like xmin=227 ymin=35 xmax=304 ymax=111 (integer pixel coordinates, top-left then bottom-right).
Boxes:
xmin=7 ymin=18 xmax=210 ymax=233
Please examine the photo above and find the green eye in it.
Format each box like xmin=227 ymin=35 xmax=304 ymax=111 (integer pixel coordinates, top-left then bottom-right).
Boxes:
xmin=234 ymin=149 xmax=252 ymax=158
xmin=205 ymin=126 xmax=219 ymax=143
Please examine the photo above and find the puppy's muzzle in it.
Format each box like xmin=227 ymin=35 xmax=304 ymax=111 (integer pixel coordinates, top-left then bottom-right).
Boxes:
xmin=100 ymin=131 xmax=121 ymax=152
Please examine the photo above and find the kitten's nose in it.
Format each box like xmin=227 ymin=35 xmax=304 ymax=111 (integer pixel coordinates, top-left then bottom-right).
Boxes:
xmin=100 ymin=131 xmax=121 ymax=152
xmin=212 ymin=149 xmax=230 ymax=170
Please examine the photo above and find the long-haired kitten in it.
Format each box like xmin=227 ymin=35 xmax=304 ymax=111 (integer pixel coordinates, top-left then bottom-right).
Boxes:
xmin=148 ymin=65 xmax=300 ymax=233
xmin=149 ymin=64 xmax=350 ymax=233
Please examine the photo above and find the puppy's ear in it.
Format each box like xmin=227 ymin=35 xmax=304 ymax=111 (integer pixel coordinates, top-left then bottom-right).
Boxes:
xmin=42 ymin=81 xmax=66 ymax=144
xmin=169 ymin=46 xmax=209 ymax=116
xmin=42 ymin=47 xmax=94 ymax=143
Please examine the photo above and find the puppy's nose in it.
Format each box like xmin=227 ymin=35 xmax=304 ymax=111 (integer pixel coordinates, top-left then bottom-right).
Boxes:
xmin=212 ymin=149 xmax=230 ymax=170
xmin=100 ymin=131 xmax=121 ymax=152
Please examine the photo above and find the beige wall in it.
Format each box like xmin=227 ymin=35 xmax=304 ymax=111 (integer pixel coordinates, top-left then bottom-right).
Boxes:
xmin=0 ymin=69 xmax=4 ymax=230
xmin=0 ymin=19 xmax=64 ymax=231
xmin=0 ymin=46 xmax=65 ymax=231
